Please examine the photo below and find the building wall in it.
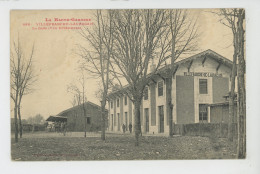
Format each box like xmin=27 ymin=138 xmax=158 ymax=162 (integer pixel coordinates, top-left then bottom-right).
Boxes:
xmin=116 ymin=98 xmax=119 ymax=131
xmin=109 ymin=99 xmax=115 ymax=131
xmin=60 ymin=103 xmax=104 ymax=132
xmin=109 ymin=96 xmax=127 ymax=132
xmin=212 ymin=77 xmax=229 ymax=103
xmin=176 ymin=75 xmax=195 ymax=124
xmin=143 ymin=86 xmax=150 ymax=133
xmin=173 ymin=56 xmax=231 ymax=124
xmin=108 ymin=54 xmax=232 ymax=134
xmin=140 ymin=98 xmax=144 ymax=132
xmin=172 ymin=73 xmax=177 ymax=123
xmin=194 ymin=76 xmax=213 ymax=123
xmin=122 ymin=95 xmax=128 ymax=130
xmin=113 ymin=98 xmax=116 ymax=131
xmin=210 ymin=104 xmax=237 ymax=123
xmin=129 ymin=97 xmax=132 ymax=124
xmin=150 ymin=83 xmax=157 ymax=128
xmin=132 ymin=101 xmax=135 ymax=131
xmin=155 ymin=78 xmax=167 ymax=134
xmin=119 ymin=95 xmax=135 ymax=132
xmin=120 ymin=96 xmax=123 ymax=130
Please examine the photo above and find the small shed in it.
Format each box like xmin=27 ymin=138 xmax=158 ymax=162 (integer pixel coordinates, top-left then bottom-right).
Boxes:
xmin=209 ymin=101 xmax=237 ymax=123
xmin=56 ymin=101 xmax=108 ymax=132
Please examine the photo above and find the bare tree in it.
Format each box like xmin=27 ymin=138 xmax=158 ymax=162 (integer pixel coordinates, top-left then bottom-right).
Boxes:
xmin=67 ymin=70 xmax=88 ymax=137
xmin=214 ymin=9 xmax=246 ymax=158
xmin=166 ymin=9 xmax=199 ymax=137
xmin=67 ymin=84 xmax=83 ymax=106
xmin=109 ymin=9 xmax=172 ymax=146
xmin=77 ymin=10 xmax=114 ymax=140
xmin=213 ymin=9 xmax=238 ymax=142
xmin=10 ymin=37 xmax=37 ymax=141
xmin=236 ymin=9 xmax=246 ymax=159
xmin=27 ymin=114 xmax=45 ymax=124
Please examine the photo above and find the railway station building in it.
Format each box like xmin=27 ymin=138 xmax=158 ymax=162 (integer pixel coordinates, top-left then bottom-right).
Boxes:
xmin=107 ymin=49 xmax=233 ymax=134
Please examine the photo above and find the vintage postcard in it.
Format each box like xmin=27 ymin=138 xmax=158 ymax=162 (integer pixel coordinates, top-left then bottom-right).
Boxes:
xmin=10 ymin=8 xmax=246 ymax=161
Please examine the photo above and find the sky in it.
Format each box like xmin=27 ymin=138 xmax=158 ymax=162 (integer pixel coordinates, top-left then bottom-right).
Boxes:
xmin=10 ymin=9 xmax=233 ymax=119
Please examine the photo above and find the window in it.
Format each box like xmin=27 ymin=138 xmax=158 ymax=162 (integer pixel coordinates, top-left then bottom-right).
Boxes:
xmin=144 ymin=87 xmax=148 ymax=100
xmin=158 ymin=81 xmax=164 ymax=96
xmin=125 ymin=112 xmax=128 ymax=131
xmin=117 ymin=99 xmax=119 ymax=107
xmin=158 ymin=105 xmax=164 ymax=133
xmin=114 ymin=114 xmax=117 ymax=126
xmin=145 ymin=108 xmax=149 ymax=132
xmin=111 ymin=101 xmax=113 ymax=108
xmin=124 ymin=96 xmax=127 ymax=105
xmin=117 ymin=113 xmax=120 ymax=130
xmin=87 ymin=117 xmax=91 ymax=124
xmin=199 ymin=79 xmax=208 ymax=94
xmin=199 ymin=104 xmax=208 ymax=123
xmin=111 ymin=114 xmax=113 ymax=130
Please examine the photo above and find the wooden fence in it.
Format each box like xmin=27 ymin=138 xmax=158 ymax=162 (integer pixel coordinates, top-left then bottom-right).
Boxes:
xmin=173 ymin=123 xmax=237 ymax=138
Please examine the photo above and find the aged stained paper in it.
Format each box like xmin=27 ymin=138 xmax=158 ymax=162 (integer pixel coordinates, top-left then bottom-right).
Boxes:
xmin=10 ymin=9 xmax=245 ymax=163
xmin=1 ymin=0 xmax=259 ymax=171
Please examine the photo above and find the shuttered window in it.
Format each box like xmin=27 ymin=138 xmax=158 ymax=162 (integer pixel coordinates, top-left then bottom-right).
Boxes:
xmin=199 ymin=79 xmax=208 ymax=94
xmin=111 ymin=114 xmax=113 ymax=126
xmin=199 ymin=104 xmax=208 ymax=122
xmin=114 ymin=114 xmax=117 ymax=126
xmin=124 ymin=96 xmax=127 ymax=105
xmin=158 ymin=81 xmax=163 ymax=96
xmin=144 ymin=87 xmax=148 ymax=100
xmin=87 ymin=117 xmax=91 ymax=124
xmin=117 ymin=99 xmax=119 ymax=107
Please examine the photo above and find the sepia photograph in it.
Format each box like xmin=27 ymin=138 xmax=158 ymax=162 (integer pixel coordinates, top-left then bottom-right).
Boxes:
xmin=1 ymin=0 xmax=260 ymax=173
xmin=10 ymin=8 xmax=247 ymax=161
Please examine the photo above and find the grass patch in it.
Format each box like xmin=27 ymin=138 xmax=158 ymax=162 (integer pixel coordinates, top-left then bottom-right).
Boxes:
xmin=11 ymin=132 xmax=237 ymax=161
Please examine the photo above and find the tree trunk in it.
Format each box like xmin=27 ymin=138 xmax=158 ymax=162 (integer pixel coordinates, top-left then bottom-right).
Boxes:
xmin=134 ymin=98 xmax=141 ymax=146
xmin=237 ymin=10 xmax=246 ymax=158
xmin=84 ymin=116 xmax=87 ymax=138
xmin=83 ymin=104 xmax=87 ymax=138
xmin=166 ymin=77 xmax=173 ymax=137
xmin=18 ymin=105 xmax=23 ymax=138
xmin=237 ymin=67 xmax=246 ymax=158
xmin=228 ymin=94 xmax=234 ymax=141
xmin=228 ymin=51 xmax=237 ymax=142
xmin=237 ymin=52 xmax=246 ymax=158
xmin=101 ymin=100 xmax=106 ymax=141
xmin=14 ymin=103 xmax=19 ymax=143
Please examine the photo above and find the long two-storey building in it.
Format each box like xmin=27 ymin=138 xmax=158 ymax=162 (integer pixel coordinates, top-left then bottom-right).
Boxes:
xmin=107 ymin=49 xmax=233 ymax=134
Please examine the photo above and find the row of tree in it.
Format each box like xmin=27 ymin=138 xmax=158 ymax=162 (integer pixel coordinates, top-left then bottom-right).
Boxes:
xmin=10 ymin=9 xmax=246 ymax=158
xmin=77 ymin=9 xmax=199 ymax=146
xmin=77 ymin=9 xmax=246 ymax=158
xmin=26 ymin=114 xmax=45 ymax=125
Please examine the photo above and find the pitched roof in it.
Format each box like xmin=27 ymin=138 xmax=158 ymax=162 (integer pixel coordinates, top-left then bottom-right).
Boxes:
xmin=175 ymin=49 xmax=232 ymax=68
xmin=108 ymin=49 xmax=233 ymax=97
xmin=46 ymin=115 xmax=67 ymax=122
xmin=57 ymin=101 xmax=107 ymax=116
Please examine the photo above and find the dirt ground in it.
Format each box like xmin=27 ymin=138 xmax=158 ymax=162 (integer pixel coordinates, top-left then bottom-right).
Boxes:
xmin=11 ymin=132 xmax=237 ymax=161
